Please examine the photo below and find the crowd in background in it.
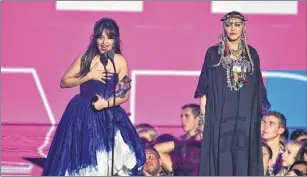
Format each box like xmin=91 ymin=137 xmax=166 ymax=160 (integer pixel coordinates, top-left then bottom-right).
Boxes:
xmin=133 ymin=104 xmax=307 ymax=176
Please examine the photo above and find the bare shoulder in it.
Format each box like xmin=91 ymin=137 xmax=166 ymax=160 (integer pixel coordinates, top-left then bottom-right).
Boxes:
xmin=113 ymin=54 xmax=129 ymax=76
xmin=68 ymin=52 xmax=86 ymax=68
xmin=114 ymin=54 xmax=128 ymax=67
xmin=74 ymin=52 xmax=86 ymax=63
xmin=62 ymin=52 xmax=86 ymax=78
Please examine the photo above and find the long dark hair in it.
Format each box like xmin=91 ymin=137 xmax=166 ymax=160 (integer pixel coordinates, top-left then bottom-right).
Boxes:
xmin=78 ymin=17 xmax=121 ymax=77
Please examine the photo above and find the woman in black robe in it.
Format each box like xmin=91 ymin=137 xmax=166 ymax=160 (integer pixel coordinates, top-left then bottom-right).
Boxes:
xmin=195 ymin=11 xmax=271 ymax=176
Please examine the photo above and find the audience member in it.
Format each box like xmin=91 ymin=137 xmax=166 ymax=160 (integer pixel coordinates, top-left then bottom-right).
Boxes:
xmin=143 ymin=147 xmax=172 ymax=176
xmin=178 ymin=104 xmax=201 ymax=141
xmin=262 ymin=111 xmax=287 ymax=176
xmin=280 ymin=141 xmax=304 ymax=175
xmin=262 ymin=141 xmax=273 ymax=176
xmin=135 ymin=123 xmax=158 ymax=142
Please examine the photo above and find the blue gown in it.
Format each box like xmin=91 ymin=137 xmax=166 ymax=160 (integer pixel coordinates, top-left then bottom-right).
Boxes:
xmin=42 ymin=74 xmax=145 ymax=176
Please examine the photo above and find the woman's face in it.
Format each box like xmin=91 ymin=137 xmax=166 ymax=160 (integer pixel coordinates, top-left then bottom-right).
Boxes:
xmin=223 ymin=18 xmax=245 ymax=42
xmin=96 ymin=30 xmax=114 ymax=53
xmin=282 ymin=143 xmax=301 ymax=167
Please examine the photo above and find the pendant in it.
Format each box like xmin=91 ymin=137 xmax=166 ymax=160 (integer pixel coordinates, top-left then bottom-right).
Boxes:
xmin=228 ymin=65 xmax=247 ymax=91
xmin=232 ymin=65 xmax=242 ymax=73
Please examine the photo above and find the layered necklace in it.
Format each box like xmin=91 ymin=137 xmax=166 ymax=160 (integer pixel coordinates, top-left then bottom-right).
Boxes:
xmin=218 ymin=40 xmax=251 ymax=91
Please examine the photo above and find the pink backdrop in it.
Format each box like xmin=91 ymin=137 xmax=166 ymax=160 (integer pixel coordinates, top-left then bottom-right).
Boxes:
xmin=1 ymin=2 xmax=306 ymax=127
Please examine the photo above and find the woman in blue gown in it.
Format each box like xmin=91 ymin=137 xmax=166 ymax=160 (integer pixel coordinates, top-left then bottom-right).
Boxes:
xmin=42 ymin=17 xmax=145 ymax=176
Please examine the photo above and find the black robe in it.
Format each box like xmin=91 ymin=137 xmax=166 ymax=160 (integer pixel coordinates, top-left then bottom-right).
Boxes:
xmin=195 ymin=44 xmax=270 ymax=176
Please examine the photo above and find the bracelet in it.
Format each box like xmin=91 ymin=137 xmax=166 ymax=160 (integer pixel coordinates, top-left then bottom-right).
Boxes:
xmin=198 ymin=112 xmax=206 ymax=126
xmin=198 ymin=118 xmax=205 ymax=126
xmin=199 ymin=112 xmax=206 ymax=119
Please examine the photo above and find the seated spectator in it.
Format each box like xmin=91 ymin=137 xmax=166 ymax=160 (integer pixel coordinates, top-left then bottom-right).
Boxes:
xmin=262 ymin=141 xmax=273 ymax=176
xmin=178 ymin=104 xmax=201 ymax=141
xmin=135 ymin=123 xmax=158 ymax=142
xmin=262 ymin=111 xmax=286 ymax=176
xmin=142 ymin=147 xmax=171 ymax=176
xmin=280 ymin=140 xmax=304 ymax=175
xmin=286 ymin=161 xmax=307 ymax=176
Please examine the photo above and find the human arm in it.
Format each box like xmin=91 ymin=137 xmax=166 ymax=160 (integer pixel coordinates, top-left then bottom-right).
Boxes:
xmin=153 ymin=139 xmax=188 ymax=173
xmin=194 ymin=48 xmax=211 ymax=133
xmin=60 ymin=54 xmax=112 ymax=88
xmin=197 ymin=96 xmax=207 ymax=136
xmin=154 ymin=141 xmax=175 ymax=154
xmin=92 ymin=54 xmax=130 ymax=110
xmin=60 ymin=54 xmax=90 ymax=88
xmin=153 ymin=141 xmax=176 ymax=173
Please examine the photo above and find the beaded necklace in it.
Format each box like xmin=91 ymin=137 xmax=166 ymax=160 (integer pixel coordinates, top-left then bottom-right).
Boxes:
xmin=218 ymin=40 xmax=251 ymax=91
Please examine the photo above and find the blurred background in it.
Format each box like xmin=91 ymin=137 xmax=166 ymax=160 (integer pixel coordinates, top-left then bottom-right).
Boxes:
xmin=1 ymin=1 xmax=306 ymax=176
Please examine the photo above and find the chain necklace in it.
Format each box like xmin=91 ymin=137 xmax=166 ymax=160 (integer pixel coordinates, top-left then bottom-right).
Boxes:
xmin=218 ymin=40 xmax=251 ymax=91
xmin=229 ymin=48 xmax=242 ymax=59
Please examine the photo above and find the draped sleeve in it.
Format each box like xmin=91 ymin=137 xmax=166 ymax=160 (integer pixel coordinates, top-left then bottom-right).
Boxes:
xmin=252 ymin=48 xmax=271 ymax=114
xmin=194 ymin=48 xmax=212 ymax=99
